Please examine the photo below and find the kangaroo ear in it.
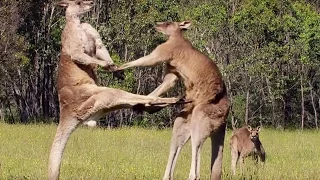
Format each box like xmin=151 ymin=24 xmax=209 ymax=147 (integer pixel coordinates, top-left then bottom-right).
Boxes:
xmin=55 ymin=0 xmax=69 ymax=7
xmin=256 ymin=126 xmax=261 ymax=132
xmin=247 ymin=125 xmax=252 ymax=131
xmin=179 ymin=21 xmax=192 ymax=30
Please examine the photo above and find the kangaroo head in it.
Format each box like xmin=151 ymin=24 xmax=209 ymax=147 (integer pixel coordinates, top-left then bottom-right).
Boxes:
xmin=56 ymin=0 xmax=93 ymax=17
xmin=247 ymin=125 xmax=261 ymax=140
xmin=155 ymin=21 xmax=192 ymax=36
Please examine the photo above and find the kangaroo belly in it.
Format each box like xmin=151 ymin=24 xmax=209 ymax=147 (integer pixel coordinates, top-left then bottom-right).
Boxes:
xmin=57 ymin=54 xmax=97 ymax=91
xmin=177 ymin=64 xmax=225 ymax=105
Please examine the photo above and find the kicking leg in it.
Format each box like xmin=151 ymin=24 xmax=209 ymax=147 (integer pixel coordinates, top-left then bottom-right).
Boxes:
xmin=77 ymin=87 xmax=179 ymax=120
xmin=163 ymin=112 xmax=191 ymax=180
xmin=48 ymin=116 xmax=80 ymax=180
xmin=112 ymin=89 xmax=180 ymax=106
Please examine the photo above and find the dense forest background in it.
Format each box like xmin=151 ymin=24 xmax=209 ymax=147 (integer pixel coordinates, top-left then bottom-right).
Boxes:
xmin=0 ymin=0 xmax=319 ymax=129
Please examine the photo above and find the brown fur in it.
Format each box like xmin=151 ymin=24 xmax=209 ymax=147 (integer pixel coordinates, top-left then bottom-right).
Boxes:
xmin=117 ymin=21 xmax=230 ymax=180
xmin=230 ymin=126 xmax=266 ymax=175
xmin=48 ymin=2 xmax=182 ymax=180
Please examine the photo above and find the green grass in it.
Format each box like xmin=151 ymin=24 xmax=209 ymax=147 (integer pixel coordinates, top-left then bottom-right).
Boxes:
xmin=0 ymin=123 xmax=319 ymax=180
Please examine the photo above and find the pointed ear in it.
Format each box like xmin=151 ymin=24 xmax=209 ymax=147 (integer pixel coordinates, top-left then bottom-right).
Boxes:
xmin=179 ymin=21 xmax=192 ymax=30
xmin=256 ymin=126 xmax=261 ymax=132
xmin=55 ymin=0 xmax=69 ymax=7
xmin=247 ymin=125 xmax=252 ymax=131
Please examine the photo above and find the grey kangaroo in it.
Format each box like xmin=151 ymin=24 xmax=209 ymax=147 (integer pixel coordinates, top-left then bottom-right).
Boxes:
xmin=230 ymin=125 xmax=266 ymax=175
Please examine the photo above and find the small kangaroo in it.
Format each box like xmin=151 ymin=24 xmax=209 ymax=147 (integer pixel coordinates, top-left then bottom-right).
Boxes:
xmin=230 ymin=125 xmax=266 ymax=175
xmin=116 ymin=21 xmax=230 ymax=180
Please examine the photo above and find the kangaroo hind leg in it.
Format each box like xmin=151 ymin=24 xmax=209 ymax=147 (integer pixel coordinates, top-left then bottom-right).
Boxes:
xmin=78 ymin=87 xmax=180 ymax=120
xmin=49 ymin=117 xmax=80 ymax=180
xmin=163 ymin=112 xmax=191 ymax=180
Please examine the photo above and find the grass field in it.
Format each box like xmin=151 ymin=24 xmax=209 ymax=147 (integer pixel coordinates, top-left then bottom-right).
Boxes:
xmin=0 ymin=123 xmax=319 ymax=180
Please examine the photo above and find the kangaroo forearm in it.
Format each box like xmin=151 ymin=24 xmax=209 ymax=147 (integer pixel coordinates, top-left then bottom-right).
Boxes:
xmin=129 ymin=55 xmax=160 ymax=67
xmin=95 ymin=46 xmax=114 ymax=64
xmin=72 ymin=53 xmax=104 ymax=66
xmin=149 ymin=73 xmax=178 ymax=97
xmin=119 ymin=51 xmax=170 ymax=70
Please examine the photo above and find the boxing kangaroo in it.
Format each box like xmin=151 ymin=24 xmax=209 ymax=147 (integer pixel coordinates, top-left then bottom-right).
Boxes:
xmin=117 ymin=21 xmax=230 ymax=180
xmin=49 ymin=1 xmax=182 ymax=179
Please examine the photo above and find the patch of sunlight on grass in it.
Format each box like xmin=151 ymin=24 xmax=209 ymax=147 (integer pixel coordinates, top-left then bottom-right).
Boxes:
xmin=0 ymin=123 xmax=319 ymax=179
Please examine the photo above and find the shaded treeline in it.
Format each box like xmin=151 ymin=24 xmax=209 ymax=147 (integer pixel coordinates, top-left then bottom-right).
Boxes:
xmin=0 ymin=0 xmax=319 ymax=129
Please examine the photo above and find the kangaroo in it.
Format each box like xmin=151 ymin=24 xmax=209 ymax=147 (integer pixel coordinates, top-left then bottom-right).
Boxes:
xmin=49 ymin=1 xmax=183 ymax=179
xmin=116 ymin=21 xmax=230 ymax=180
xmin=230 ymin=126 xmax=266 ymax=175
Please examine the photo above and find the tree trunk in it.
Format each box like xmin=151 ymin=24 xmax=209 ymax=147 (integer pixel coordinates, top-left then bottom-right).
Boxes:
xmin=245 ymin=76 xmax=251 ymax=125
xmin=309 ymin=82 xmax=318 ymax=129
xmin=300 ymin=65 xmax=305 ymax=130
xmin=42 ymin=63 xmax=50 ymax=119
xmin=228 ymin=78 xmax=236 ymax=129
xmin=259 ymin=95 xmax=263 ymax=127
xmin=266 ymin=77 xmax=276 ymax=127
xmin=0 ymin=102 xmax=4 ymax=121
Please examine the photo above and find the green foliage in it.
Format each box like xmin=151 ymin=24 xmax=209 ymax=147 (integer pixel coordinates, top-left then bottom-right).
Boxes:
xmin=293 ymin=2 xmax=320 ymax=64
xmin=224 ymin=0 xmax=320 ymax=127
xmin=50 ymin=17 xmax=65 ymax=45
xmin=1 ymin=0 xmax=320 ymax=128
xmin=14 ymin=52 xmax=30 ymax=66
xmin=232 ymin=95 xmax=247 ymax=121
xmin=184 ymin=1 xmax=227 ymax=53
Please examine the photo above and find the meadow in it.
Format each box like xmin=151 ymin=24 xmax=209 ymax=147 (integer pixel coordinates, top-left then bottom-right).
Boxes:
xmin=0 ymin=123 xmax=319 ymax=180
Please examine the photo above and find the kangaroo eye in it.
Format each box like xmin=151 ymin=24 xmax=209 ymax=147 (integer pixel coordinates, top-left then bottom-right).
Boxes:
xmin=77 ymin=1 xmax=81 ymax=5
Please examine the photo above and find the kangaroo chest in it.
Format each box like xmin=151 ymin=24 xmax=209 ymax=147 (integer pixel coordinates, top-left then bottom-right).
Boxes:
xmin=78 ymin=28 xmax=95 ymax=56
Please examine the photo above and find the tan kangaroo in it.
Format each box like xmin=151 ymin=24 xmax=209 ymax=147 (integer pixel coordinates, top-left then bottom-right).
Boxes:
xmin=117 ymin=21 xmax=230 ymax=180
xmin=230 ymin=126 xmax=266 ymax=175
xmin=49 ymin=1 xmax=183 ymax=180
